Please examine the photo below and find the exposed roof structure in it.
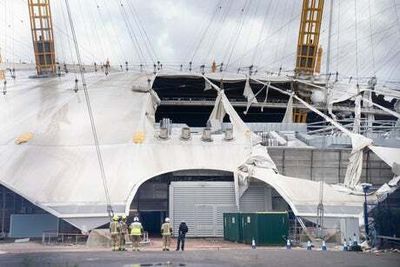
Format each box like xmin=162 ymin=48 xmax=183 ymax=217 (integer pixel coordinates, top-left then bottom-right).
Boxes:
xmin=0 ymin=70 xmax=398 ymax=231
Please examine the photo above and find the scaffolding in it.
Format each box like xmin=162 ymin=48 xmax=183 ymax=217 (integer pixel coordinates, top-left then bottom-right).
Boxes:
xmin=27 ymin=0 xmax=56 ymax=75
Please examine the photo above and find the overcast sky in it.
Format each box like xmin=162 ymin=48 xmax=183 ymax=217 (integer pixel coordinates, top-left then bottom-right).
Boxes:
xmin=1 ymin=0 xmax=400 ymax=84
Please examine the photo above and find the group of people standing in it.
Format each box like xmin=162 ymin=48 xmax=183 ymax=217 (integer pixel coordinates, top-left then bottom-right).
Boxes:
xmin=109 ymin=215 xmax=188 ymax=252
xmin=109 ymin=214 xmax=144 ymax=251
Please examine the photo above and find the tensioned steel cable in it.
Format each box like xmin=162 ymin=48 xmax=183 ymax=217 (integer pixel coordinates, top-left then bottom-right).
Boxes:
xmin=368 ymin=0 xmax=376 ymax=76
xmin=64 ymin=0 xmax=114 ymax=218
xmin=119 ymin=1 xmax=145 ymax=64
xmin=190 ymin=0 xmax=223 ymax=63
xmin=125 ymin=0 xmax=157 ymax=63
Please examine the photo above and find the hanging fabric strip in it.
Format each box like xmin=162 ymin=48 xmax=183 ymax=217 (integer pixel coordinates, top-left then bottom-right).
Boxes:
xmin=251 ymin=78 xmax=373 ymax=189
xmin=282 ymin=94 xmax=294 ymax=123
xmin=353 ymin=95 xmax=362 ymax=133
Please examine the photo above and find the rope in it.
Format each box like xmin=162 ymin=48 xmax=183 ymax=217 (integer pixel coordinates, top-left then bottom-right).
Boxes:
xmin=190 ymin=0 xmax=223 ymax=63
xmin=97 ymin=0 xmax=125 ymax=64
xmin=64 ymin=0 xmax=114 ymax=219
xmin=354 ymin=0 xmax=359 ymax=89
xmin=336 ymin=0 xmax=341 ymax=73
xmin=60 ymin=1 xmax=78 ymax=77
xmin=368 ymin=0 xmax=376 ymax=76
xmin=125 ymin=0 xmax=157 ymax=63
xmin=237 ymin=0 xmax=260 ymax=68
xmin=119 ymin=1 xmax=145 ymax=64
xmin=201 ymin=0 xmax=230 ymax=65
xmin=224 ymin=0 xmax=251 ymax=71
xmin=250 ymin=0 xmax=272 ymax=66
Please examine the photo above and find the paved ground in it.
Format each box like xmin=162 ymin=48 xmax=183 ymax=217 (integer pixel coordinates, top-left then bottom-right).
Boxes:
xmin=1 ymin=248 xmax=400 ymax=267
xmin=0 ymin=239 xmax=399 ymax=267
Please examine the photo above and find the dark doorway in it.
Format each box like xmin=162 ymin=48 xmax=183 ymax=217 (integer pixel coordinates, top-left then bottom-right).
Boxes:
xmin=139 ymin=211 xmax=166 ymax=236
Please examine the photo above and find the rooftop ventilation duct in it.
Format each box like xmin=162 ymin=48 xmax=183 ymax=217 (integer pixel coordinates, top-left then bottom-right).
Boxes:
xmin=159 ymin=118 xmax=171 ymax=139
xmin=202 ymin=128 xmax=213 ymax=142
xmin=202 ymin=120 xmax=213 ymax=142
xmin=181 ymin=127 xmax=191 ymax=140
xmin=224 ymin=128 xmax=233 ymax=141
xmin=159 ymin=128 xmax=169 ymax=139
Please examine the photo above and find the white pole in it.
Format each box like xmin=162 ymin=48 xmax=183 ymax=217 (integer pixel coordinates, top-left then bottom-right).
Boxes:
xmin=325 ymin=0 xmax=334 ymax=77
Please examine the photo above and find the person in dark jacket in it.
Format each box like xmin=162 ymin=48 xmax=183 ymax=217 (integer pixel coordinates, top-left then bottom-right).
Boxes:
xmin=176 ymin=220 xmax=188 ymax=251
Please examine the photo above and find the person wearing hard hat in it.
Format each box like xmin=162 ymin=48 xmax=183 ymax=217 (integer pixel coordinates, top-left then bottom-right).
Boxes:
xmin=119 ymin=215 xmax=129 ymax=251
xmin=176 ymin=220 xmax=188 ymax=251
xmin=109 ymin=215 xmax=121 ymax=251
xmin=129 ymin=216 xmax=144 ymax=251
xmin=161 ymin=217 xmax=173 ymax=251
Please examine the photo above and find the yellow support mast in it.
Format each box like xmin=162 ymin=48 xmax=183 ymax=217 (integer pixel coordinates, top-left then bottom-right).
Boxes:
xmin=28 ymin=0 xmax=56 ymax=76
xmin=295 ymin=0 xmax=324 ymax=76
xmin=0 ymin=48 xmax=5 ymax=80
xmin=293 ymin=0 xmax=325 ymax=122
xmin=314 ymin=46 xmax=323 ymax=75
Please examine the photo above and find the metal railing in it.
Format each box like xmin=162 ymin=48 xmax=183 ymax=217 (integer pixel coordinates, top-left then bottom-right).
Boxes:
xmin=307 ymin=119 xmax=399 ymax=136
xmin=42 ymin=231 xmax=88 ymax=246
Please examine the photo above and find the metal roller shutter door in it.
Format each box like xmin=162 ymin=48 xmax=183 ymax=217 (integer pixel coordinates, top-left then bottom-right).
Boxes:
xmin=170 ymin=182 xmax=236 ymax=237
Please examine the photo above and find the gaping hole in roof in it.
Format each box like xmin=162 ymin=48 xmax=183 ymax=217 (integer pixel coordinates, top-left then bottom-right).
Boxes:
xmin=152 ymin=76 xmax=291 ymax=127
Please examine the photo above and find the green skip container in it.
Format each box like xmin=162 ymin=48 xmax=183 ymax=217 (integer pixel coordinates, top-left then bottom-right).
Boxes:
xmin=241 ymin=212 xmax=289 ymax=246
xmin=223 ymin=213 xmax=242 ymax=242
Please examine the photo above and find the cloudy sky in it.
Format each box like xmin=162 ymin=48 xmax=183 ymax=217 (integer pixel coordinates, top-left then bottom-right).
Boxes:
xmin=1 ymin=0 xmax=400 ymax=84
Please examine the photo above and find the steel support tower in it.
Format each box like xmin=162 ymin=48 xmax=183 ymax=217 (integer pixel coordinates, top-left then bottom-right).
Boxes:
xmin=295 ymin=0 xmax=324 ymax=75
xmin=28 ymin=0 xmax=56 ymax=75
xmin=0 ymin=50 xmax=4 ymax=81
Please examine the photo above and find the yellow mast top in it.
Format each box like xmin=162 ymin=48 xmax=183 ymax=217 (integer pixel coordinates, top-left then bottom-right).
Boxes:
xmin=27 ymin=0 xmax=56 ymax=76
xmin=295 ymin=0 xmax=325 ymax=76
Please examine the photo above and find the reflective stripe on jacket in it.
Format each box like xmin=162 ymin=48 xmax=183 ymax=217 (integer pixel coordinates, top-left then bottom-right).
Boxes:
xmin=110 ymin=221 xmax=119 ymax=234
xmin=130 ymin=222 xmax=143 ymax=236
xmin=161 ymin=222 xmax=172 ymax=236
xmin=120 ymin=222 xmax=128 ymax=234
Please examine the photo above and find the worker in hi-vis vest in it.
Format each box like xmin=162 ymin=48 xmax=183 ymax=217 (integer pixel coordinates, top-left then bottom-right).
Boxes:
xmin=129 ymin=216 xmax=144 ymax=251
xmin=119 ymin=215 xmax=129 ymax=251
xmin=109 ymin=215 xmax=121 ymax=251
xmin=161 ymin=217 xmax=173 ymax=251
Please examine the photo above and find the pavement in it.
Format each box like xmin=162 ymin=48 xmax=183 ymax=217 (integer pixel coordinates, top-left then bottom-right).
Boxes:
xmin=0 ymin=239 xmax=399 ymax=267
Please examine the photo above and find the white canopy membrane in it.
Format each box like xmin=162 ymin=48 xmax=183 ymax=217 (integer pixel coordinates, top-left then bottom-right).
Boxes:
xmin=0 ymin=71 xmax=398 ymax=231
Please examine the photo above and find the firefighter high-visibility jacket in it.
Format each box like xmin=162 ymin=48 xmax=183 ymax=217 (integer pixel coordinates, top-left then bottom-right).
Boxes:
xmin=110 ymin=221 xmax=120 ymax=234
xmin=161 ymin=222 xmax=172 ymax=236
xmin=130 ymin=222 xmax=144 ymax=236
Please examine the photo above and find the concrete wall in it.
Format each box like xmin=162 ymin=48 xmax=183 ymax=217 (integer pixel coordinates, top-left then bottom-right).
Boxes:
xmin=268 ymin=147 xmax=393 ymax=185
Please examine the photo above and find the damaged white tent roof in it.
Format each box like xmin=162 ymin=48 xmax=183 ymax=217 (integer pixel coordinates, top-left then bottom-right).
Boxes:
xmin=0 ymin=71 xmax=397 ymax=231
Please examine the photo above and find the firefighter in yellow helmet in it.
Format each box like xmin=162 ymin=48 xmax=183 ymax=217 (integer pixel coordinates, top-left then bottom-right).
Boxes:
xmin=129 ymin=216 xmax=144 ymax=251
xmin=119 ymin=215 xmax=129 ymax=251
xmin=161 ymin=217 xmax=172 ymax=251
xmin=109 ymin=215 xmax=120 ymax=251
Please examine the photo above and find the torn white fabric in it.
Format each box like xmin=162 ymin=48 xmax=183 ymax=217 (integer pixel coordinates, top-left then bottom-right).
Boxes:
xmin=362 ymin=98 xmax=400 ymax=120
xmin=369 ymin=146 xmax=400 ymax=168
xmin=252 ymin=78 xmax=374 ymax=189
xmin=282 ymin=94 xmax=294 ymax=123
xmin=203 ymin=76 xmax=260 ymax=144
xmin=246 ymin=167 xmax=368 ymax=218
xmin=353 ymin=95 xmax=362 ymax=133
xmin=208 ymin=93 xmax=226 ymax=131
xmin=243 ymin=77 xmax=258 ymax=106
xmin=343 ymin=135 xmax=374 ymax=188
xmin=245 ymin=144 xmax=277 ymax=170
xmin=204 ymin=79 xmax=212 ymax=91
xmin=234 ymin=144 xmax=277 ymax=208
xmin=375 ymin=176 xmax=400 ymax=202
xmin=328 ymin=83 xmax=362 ymax=106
